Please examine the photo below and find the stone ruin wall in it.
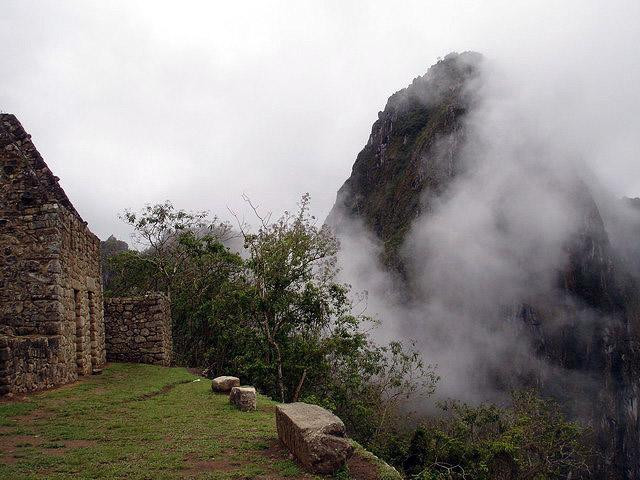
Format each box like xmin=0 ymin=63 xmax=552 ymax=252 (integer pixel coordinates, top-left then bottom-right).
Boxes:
xmin=0 ymin=114 xmax=106 ymax=395
xmin=60 ymin=209 xmax=106 ymax=377
xmin=104 ymin=294 xmax=172 ymax=366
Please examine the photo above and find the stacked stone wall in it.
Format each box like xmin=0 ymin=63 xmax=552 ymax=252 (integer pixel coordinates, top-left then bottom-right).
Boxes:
xmin=104 ymin=294 xmax=172 ymax=366
xmin=0 ymin=114 xmax=106 ymax=395
xmin=59 ymin=210 xmax=106 ymax=376
xmin=0 ymin=335 xmax=76 ymax=395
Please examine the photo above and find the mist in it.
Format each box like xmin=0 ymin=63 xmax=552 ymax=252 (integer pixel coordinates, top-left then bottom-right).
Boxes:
xmin=2 ymin=0 xmax=640 ymax=410
xmin=333 ymin=36 xmax=640 ymax=408
xmin=2 ymin=1 xmax=639 ymax=244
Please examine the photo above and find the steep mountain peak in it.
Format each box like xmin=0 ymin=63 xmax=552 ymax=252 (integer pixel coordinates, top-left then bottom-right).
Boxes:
xmin=384 ymin=51 xmax=482 ymax=114
xmin=329 ymin=53 xmax=640 ymax=479
xmin=328 ymin=52 xmax=481 ymax=273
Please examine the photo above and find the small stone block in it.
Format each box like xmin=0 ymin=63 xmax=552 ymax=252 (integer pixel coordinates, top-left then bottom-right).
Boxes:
xmin=229 ymin=386 xmax=257 ymax=411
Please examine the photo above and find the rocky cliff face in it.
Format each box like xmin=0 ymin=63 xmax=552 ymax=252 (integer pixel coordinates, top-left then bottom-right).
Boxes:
xmin=100 ymin=235 xmax=129 ymax=290
xmin=328 ymin=53 xmax=640 ymax=479
xmin=328 ymin=52 xmax=480 ymax=277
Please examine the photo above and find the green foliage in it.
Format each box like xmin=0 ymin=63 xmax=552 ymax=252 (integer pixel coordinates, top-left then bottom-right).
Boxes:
xmin=229 ymin=194 xmax=437 ymax=451
xmin=402 ymin=390 xmax=593 ymax=480
xmin=110 ymin=196 xmax=437 ymax=466
xmin=304 ymin=336 xmax=437 ymax=458
xmin=105 ymin=249 xmax=159 ymax=295
xmin=235 ymin=193 xmax=346 ymax=402
xmin=106 ymin=201 xmax=248 ymax=368
xmin=116 ymin=200 xmax=232 ymax=296
xmin=106 ymin=197 xmax=592 ymax=480
xmin=394 ymin=106 xmax=432 ymax=137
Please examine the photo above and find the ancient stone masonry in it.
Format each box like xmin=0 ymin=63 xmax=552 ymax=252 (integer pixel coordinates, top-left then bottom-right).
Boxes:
xmin=276 ymin=402 xmax=354 ymax=474
xmin=229 ymin=386 xmax=256 ymax=411
xmin=104 ymin=294 xmax=172 ymax=366
xmin=0 ymin=114 xmax=106 ymax=395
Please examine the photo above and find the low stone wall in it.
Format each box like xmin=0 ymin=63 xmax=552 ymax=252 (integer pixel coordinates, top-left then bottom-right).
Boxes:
xmin=104 ymin=294 xmax=172 ymax=366
xmin=0 ymin=334 xmax=77 ymax=395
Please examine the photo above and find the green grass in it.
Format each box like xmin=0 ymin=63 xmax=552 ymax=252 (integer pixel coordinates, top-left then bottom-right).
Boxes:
xmin=0 ymin=364 xmax=311 ymax=480
xmin=0 ymin=364 xmax=397 ymax=479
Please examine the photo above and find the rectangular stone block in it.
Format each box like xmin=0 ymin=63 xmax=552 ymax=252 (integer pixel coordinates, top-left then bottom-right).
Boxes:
xmin=276 ymin=402 xmax=354 ymax=474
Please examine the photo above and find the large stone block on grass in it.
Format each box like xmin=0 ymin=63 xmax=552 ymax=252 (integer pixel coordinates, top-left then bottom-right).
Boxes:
xmin=276 ymin=402 xmax=354 ymax=474
xmin=229 ymin=386 xmax=257 ymax=411
xmin=211 ymin=375 xmax=240 ymax=392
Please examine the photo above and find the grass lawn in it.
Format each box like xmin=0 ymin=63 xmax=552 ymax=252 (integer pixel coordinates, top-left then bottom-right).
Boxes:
xmin=0 ymin=363 xmax=398 ymax=480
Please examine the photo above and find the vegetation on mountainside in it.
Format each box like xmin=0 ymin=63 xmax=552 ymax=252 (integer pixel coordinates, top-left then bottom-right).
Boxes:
xmin=102 ymin=197 xmax=592 ymax=479
xmin=325 ymin=52 xmax=603 ymax=478
xmin=0 ymin=364 xmax=396 ymax=479
xmin=329 ymin=55 xmax=479 ymax=275
xmin=402 ymin=391 xmax=592 ymax=479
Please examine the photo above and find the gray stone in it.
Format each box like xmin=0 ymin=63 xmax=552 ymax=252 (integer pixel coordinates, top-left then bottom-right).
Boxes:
xmin=276 ymin=402 xmax=354 ymax=474
xmin=211 ymin=375 xmax=240 ymax=392
xmin=229 ymin=386 xmax=257 ymax=411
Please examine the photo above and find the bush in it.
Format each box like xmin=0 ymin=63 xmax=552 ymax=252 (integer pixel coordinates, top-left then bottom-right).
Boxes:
xmin=105 ymin=198 xmax=592 ymax=478
xmin=106 ymin=196 xmax=436 ymax=461
xmin=403 ymin=390 xmax=593 ymax=479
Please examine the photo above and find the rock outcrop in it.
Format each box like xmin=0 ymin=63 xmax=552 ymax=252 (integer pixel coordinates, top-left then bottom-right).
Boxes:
xmin=276 ymin=402 xmax=354 ymax=474
xmin=229 ymin=386 xmax=256 ymax=411
xmin=327 ymin=52 xmax=480 ymax=276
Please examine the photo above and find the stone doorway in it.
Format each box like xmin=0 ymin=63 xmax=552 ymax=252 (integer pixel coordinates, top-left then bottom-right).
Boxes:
xmin=88 ymin=292 xmax=99 ymax=373
xmin=73 ymin=289 xmax=85 ymax=374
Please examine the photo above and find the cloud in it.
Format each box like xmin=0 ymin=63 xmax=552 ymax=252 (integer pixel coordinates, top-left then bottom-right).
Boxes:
xmin=332 ymin=11 xmax=640 ymax=407
xmin=0 ymin=0 xmax=638 ymax=250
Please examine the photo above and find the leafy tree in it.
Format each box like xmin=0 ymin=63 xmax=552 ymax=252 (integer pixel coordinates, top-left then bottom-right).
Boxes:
xmin=109 ymin=196 xmax=438 ymax=467
xmin=233 ymin=193 xmax=347 ymax=402
xmin=403 ymin=390 xmax=593 ymax=480
xmin=105 ymin=249 xmax=159 ymax=296
xmin=229 ymin=194 xmax=438 ymax=457
xmin=168 ymin=232 xmax=249 ymax=366
xmin=107 ymin=201 xmax=245 ymax=366
xmin=119 ymin=201 xmax=232 ymax=297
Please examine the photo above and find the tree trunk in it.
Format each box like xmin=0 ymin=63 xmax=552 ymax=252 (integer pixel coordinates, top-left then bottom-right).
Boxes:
xmin=261 ymin=308 xmax=286 ymax=402
xmin=272 ymin=341 xmax=286 ymax=403
xmin=292 ymin=368 xmax=307 ymax=402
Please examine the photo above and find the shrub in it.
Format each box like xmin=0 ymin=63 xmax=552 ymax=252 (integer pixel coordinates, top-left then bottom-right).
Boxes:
xmin=403 ymin=390 xmax=593 ymax=479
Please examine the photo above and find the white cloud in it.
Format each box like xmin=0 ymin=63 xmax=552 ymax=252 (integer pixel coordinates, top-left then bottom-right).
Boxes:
xmin=1 ymin=0 xmax=638 ymax=243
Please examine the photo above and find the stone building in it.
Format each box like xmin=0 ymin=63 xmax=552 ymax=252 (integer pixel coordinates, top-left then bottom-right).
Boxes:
xmin=0 ymin=114 xmax=106 ymax=395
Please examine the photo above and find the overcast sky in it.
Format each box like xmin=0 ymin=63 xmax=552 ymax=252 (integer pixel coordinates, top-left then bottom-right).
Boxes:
xmin=1 ymin=1 xmax=639 ymax=242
